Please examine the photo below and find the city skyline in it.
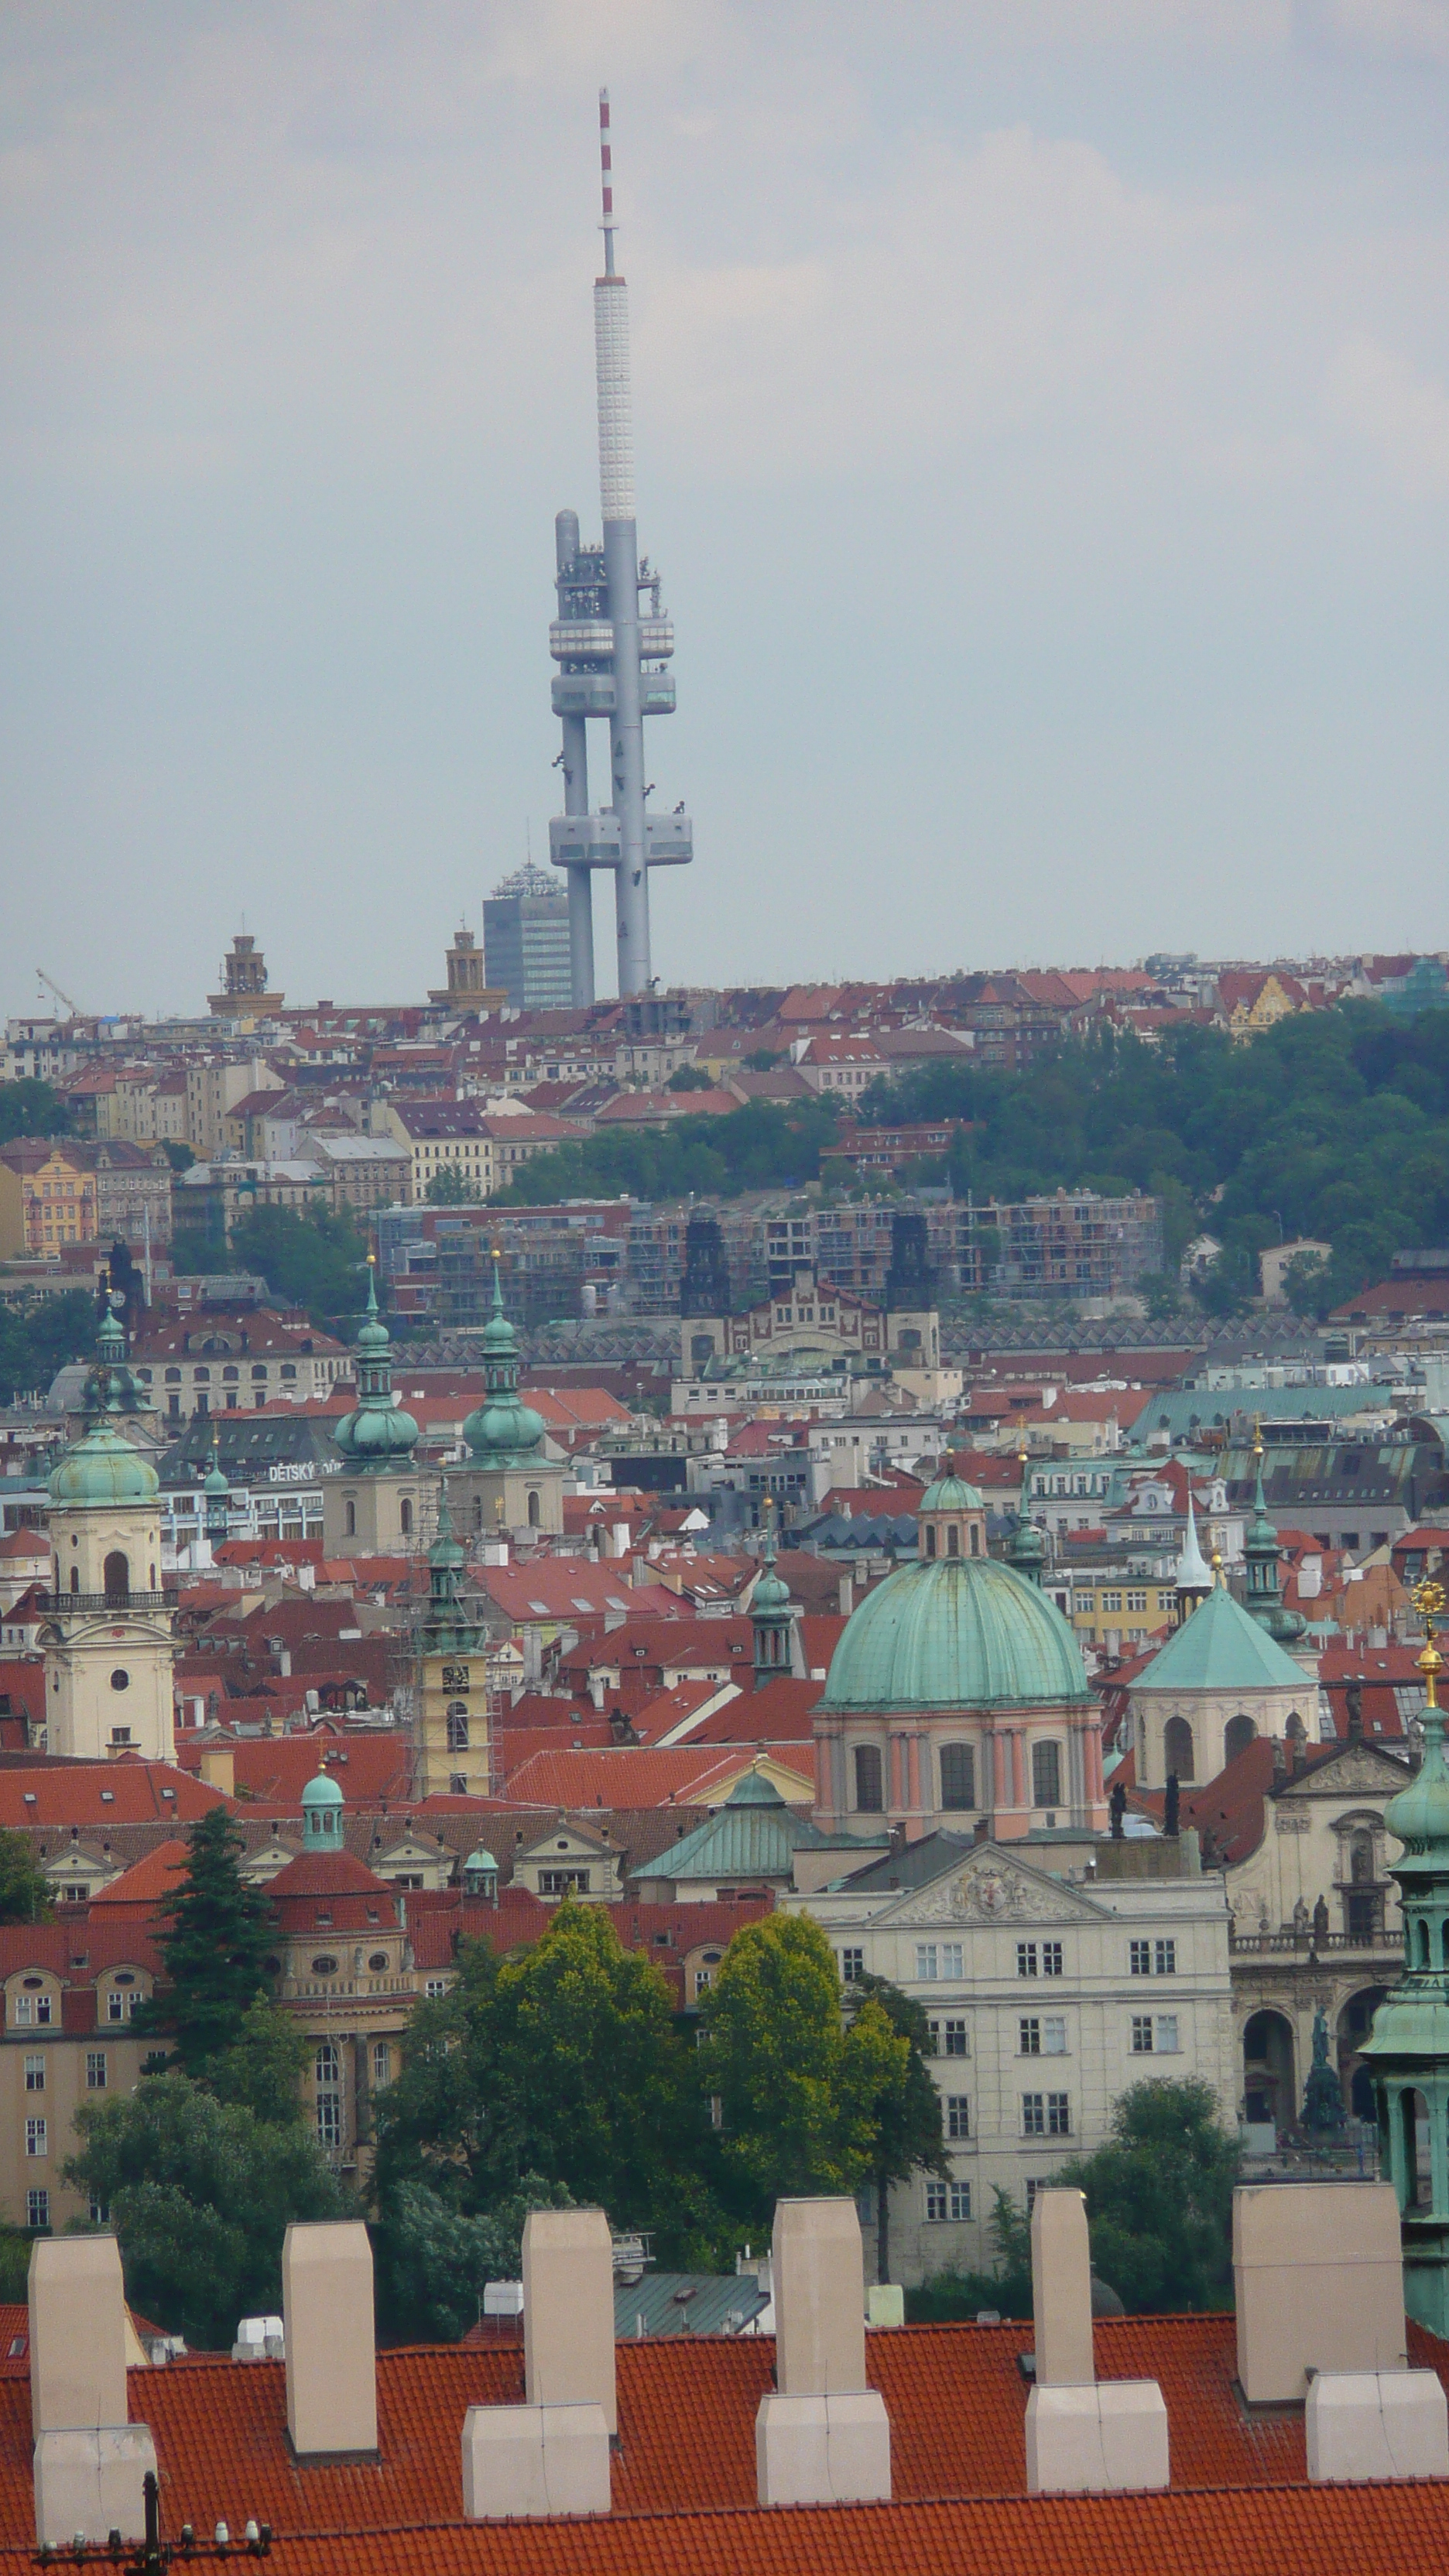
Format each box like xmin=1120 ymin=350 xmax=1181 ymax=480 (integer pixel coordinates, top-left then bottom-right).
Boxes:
xmin=2 ymin=3 xmax=1448 ymax=1016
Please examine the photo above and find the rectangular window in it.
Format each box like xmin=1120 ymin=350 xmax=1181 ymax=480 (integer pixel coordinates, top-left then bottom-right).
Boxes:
xmin=924 ymin=2180 xmax=948 ymax=2221
xmin=1032 ymin=1741 xmax=1061 ymax=1808
xmin=942 ymin=2018 xmax=968 ymax=2057
xmin=316 ymin=2095 xmax=343 ymax=2150
xmin=916 ymin=1942 xmax=961 ymax=1981
xmin=88 ymin=2197 xmax=108 ymax=2227
xmin=949 ymin=2180 xmax=971 ymax=2222
xmin=853 ymin=1745 xmax=884 ymax=1814
xmin=946 ymin=2095 xmax=971 ymax=2140
xmin=1025 ymin=2177 xmax=1048 ymax=2213
xmin=35 ymin=1996 xmax=51 ymax=2025
xmin=86 ymin=2051 xmax=108 ymax=2091
xmin=425 ymin=1977 xmax=447 ymax=1998
xmin=27 ymin=2189 xmax=49 ymax=2229
xmin=25 ymin=2118 xmax=46 ymax=2157
xmin=1017 ymin=1942 xmax=1038 ymax=1978
xmin=1047 ymin=2094 xmax=1070 ymax=2136
xmin=372 ymin=2043 xmax=389 ymax=2088
xmin=1019 ymin=2016 xmax=1042 ymax=2056
xmin=1043 ymin=2016 xmax=1067 ymax=2056
xmin=1129 ymin=1940 xmax=1152 ymax=1976
xmin=940 ymin=1743 xmax=975 ymax=1810
xmin=840 ymin=1947 xmax=865 ymax=1984
xmin=940 ymin=1943 xmax=962 ymax=1979
xmin=1155 ymin=1940 xmax=1177 ymax=1976
xmin=1126 ymin=1591 xmax=1148 ymax=1614
xmin=11 ymin=1996 xmax=30 ymax=2026
xmin=1023 ymin=2093 xmax=1046 ymax=2136
xmin=1131 ymin=2014 xmax=1155 ymax=2054
xmin=1042 ymin=1941 xmax=1064 ymax=1978
xmin=23 ymin=2056 xmax=43 ymax=2091
xmin=1102 ymin=1592 xmax=1122 ymax=1613
xmin=1156 ymin=2016 xmax=1180 ymax=2055
xmin=107 ymin=1993 xmax=125 ymax=2023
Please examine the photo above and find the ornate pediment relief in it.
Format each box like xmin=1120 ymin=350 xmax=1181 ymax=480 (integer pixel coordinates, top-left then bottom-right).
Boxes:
xmin=878 ymin=1849 xmax=1106 ymax=1927
xmin=1286 ymin=1743 xmax=1411 ymax=1797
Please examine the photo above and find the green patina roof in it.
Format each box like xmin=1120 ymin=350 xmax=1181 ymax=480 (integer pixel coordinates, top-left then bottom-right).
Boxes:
xmin=49 ymin=1421 xmax=159 ymax=1508
xmin=919 ymin=1473 xmax=985 ymax=1512
xmin=613 ymin=2271 xmax=769 ymax=2338
xmin=817 ymin=1557 xmax=1090 ymax=1715
xmin=1132 ymin=1580 xmax=1310 ymax=1695
xmin=303 ymin=1769 xmax=345 ymax=1809
xmin=631 ymin=1770 xmax=822 ymax=1882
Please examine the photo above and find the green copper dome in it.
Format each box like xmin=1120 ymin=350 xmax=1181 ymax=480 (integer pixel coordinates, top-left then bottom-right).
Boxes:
xmin=818 ymin=1555 xmax=1090 ymax=1714
xmin=49 ymin=1420 xmax=159 ymax=1508
xmin=462 ymin=1259 xmax=546 ymax=1463
xmin=333 ymin=1263 xmax=420 ymax=1471
xmin=919 ymin=1473 xmax=985 ymax=1513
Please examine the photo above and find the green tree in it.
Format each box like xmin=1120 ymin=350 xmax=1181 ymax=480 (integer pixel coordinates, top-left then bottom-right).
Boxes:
xmin=700 ymin=1915 xmax=908 ymax=2219
xmin=426 ymin=1163 xmax=480 ymax=1204
xmin=135 ymin=1809 xmax=276 ymax=2072
xmin=845 ymin=1972 xmax=948 ymax=2283
xmin=159 ymin=1139 xmax=195 ymax=1173
xmin=666 ymin=1064 xmax=714 ymax=1091
xmin=228 ymin=1202 xmax=368 ymax=1331
xmin=0 ymin=1829 xmax=53 ymax=1926
xmin=1055 ymin=2078 xmax=1239 ymax=2313
xmin=0 ymin=1290 xmax=98 ymax=1404
xmin=63 ymin=2072 xmax=342 ymax=2348
xmin=375 ymin=1904 xmax=726 ymax=2263
xmin=1282 ymin=1248 xmax=1334 ymax=1321
xmin=376 ymin=2174 xmax=574 ymax=2341
xmin=0 ymin=1080 xmax=70 ymax=1142
xmin=201 ymin=1992 xmax=313 ymax=2126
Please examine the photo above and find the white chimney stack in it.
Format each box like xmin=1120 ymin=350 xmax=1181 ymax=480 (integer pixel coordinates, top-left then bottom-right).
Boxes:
xmin=462 ymin=2208 xmax=613 ymax=2521
xmin=755 ymin=2198 xmax=890 ymax=2507
xmin=29 ymin=2237 xmax=157 ymax=2544
xmin=282 ymin=2221 xmax=378 ymax=2459
xmin=1024 ymin=2190 xmax=1168 ymax=2495
xmin=1235 ymin=2179 xmax=1447 ymax=2478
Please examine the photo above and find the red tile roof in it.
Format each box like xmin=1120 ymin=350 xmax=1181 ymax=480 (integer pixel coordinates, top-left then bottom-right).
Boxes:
xmin=0 ymin=1763 xmax=222 ymax=1829
xmin=0 ymin=2314 xmax=1444 ymax=2553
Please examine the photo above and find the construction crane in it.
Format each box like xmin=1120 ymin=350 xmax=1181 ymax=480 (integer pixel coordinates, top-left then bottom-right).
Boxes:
xmin=36 ymin=967 xmax=84 ymax=1020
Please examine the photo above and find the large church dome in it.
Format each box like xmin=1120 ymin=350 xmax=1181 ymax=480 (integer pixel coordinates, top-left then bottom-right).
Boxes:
xmin=818 ymin=1555 xmax=1090 ymax=1715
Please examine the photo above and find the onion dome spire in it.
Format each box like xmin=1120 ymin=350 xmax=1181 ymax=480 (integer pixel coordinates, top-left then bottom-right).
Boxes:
xmin=461 ymin=1254 xmax=546 ymax=1464
xmin=332 ymin=1256 xmax=420 ymax=1471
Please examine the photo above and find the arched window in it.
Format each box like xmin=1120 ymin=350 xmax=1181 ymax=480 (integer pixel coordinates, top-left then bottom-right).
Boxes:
xmin=1032 ymin=1740 xmax=1061 ymax=1809
xmin=854 ymin=1745 xmax=884 ymax=1814
xmin=1418 ymin=1920 xmax=1430 ymax=1968
xmin=947 ymin=1523 xmax=960 ymax=1558
xmin=940 ymin=1744 xmax=975 ymax=1810
xmin=923 ymin=1524 xmax=937 ymax=1560
xmin=969 ymin=1523 xmax=980 ymax=1556
xmin=472 ymin=1496 xmax=483 ymax=1530
xmin=1225 ymin=1713 xmax=1256 ymax=1766
xmin=1164 ymin=1714 xmax=1195 ymax=1783
xmin=527 ymin=1490 xmax=541 ymax=1527
xmin=344 ymin=1499 xmax=356 ymax=1537
xmin=69 ymin=1565 xmax=79 ymax=1596
xmin=102 ymin=1551 xmax=129 ymax=1605
xmin=1350 ymin=1836 xmax=1373 ymax=1885
xmin=399 ymin=1498 xmax=413 ymax=1536
xmin=446 ymin=1702 xmax=469 ymax=1752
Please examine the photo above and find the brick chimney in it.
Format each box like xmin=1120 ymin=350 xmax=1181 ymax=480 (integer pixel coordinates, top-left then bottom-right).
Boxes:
xmin=282 ymin=2221 xmax=378 ymax=2459
xmin=29 ymin=2236 xmax=157 ymax=2544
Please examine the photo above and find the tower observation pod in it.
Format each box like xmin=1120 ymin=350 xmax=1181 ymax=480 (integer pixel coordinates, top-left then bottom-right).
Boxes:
xmin=548 ymin=90 xmax=693 ymax=1002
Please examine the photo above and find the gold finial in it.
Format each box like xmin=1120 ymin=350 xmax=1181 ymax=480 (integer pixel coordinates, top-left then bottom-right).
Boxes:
xmin=1414 ymin=1579 xmax=1445 ymax=1714
xmin=1211 ymin=1547 xmax=1226 ymax=1589
xmin=1252 ymin=1413 xmax=1263 ymax=1461
xmin=367 ymin=1251 xmax=376 ymax=1266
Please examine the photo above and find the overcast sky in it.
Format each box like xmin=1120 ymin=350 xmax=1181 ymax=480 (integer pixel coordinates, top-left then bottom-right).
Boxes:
xmin=2 ymin=1 xmax=1448 ymax=1019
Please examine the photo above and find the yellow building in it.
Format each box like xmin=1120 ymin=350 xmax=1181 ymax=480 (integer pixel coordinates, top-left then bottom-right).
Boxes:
xmin=0 ymin=1141 xmax=97 ymax=1260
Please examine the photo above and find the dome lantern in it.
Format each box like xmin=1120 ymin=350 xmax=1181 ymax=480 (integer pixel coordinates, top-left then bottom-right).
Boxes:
xmin=302 ymin=1763 xmax=346 ymax=1852
xmin=916 ymin=1467 xmax=988 ymax=1565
